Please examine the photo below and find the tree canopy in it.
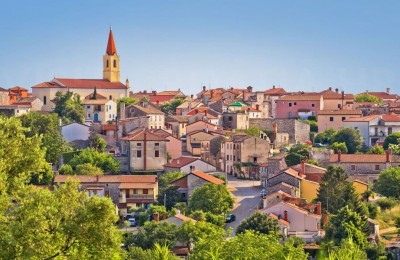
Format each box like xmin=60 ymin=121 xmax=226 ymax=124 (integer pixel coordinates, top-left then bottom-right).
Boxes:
xmin=383 ymin=132 xmax=400 ymax=149
xmin=354 ymin=93 xmax=382 ymax=105
xmin=53 ymin=91 xmax=85 ymax=123
xmin=314 ymin=128 xmax=337 ymax=145
xmin=188 ymin=183 xmax=234 ymax=215
xmin=0 ymin=181 xmax=123 ymax=259
xmin=236 ymin=211 xmax=280 ymax=235
xmin=68 ymin=148 xmax=120 ymax=174
xmin=159 ymin=98 xmax=185 ymax=115
xmin=332 ymin=127 xmax=364 ymax=154
xmin=331 ymin=142 xmax=348 ymax=154
xmin=285 ymin=144 xmax=310 ymax=166
xmin=367 ymin=144 xmax=385 ymax=155
xmin=374 ymin=167 xmax=400 ymax=199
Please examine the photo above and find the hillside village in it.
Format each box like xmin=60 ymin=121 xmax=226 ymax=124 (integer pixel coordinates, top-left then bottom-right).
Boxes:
xmin=2 ymin=29 xmax=400 ymax=259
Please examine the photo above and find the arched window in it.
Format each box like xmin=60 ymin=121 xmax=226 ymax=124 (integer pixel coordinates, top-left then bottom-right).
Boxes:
xmin=113 ymin=60 xmax=117 ymax=68
xmin=106 ymin=60 xmax=109 ymax=68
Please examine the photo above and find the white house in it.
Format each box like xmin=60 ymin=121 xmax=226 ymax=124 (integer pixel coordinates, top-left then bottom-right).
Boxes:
xmin=164 ymin=157 xmax=216 ymax=174
xmin=61 ymin=122 xmax=90 ymax=142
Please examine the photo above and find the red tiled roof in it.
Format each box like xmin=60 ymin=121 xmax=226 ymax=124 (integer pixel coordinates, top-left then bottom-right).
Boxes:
xmin=278 ymin=94 xmax=321 ymax=101
xmin=122 ymin=128 xmax=169 ymax=142
xmin=329 ymin=154 xmax=389 ymax=163
xmin=268 ymin=213 xmax=290 ymax=226
xmin=9 ymin=86 xmax=28 ymax=91
xmin=382 ymin=114 xmax=400 ymax=122
xmin=102 ymin=124 xmax=117 ymax=131
xmin=318 ymin=110 xmax=361 ymax=115
xmin=54 ymin=174 xmax=157 ymax=184
xmin=157 ymin=91 xmax=182 ymax=96
xmin=106 ymin=28 xmax=117 ymax=55
xmin=32 ymin=79 xmax=127 ymax=90
xmin=85 ymin=92 xmax=107 ymax=100
xmin=149 ymin=95 xmax=175 ymax=104
xmin=343 ymin=115 xmax=380 ymax=122
xmin=264 ymin=87 xmax=287 ymax=95
xmin=164 ymin=157 xmax=199 ymax=168
xmin=190 ymin=170 xmax=224 ymax=185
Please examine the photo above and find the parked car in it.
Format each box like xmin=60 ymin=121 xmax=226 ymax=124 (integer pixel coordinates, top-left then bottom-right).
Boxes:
xmin=260 ymin=189 xmax=267 ymax=197
xmin=181 ymin=134 xmax=187 ymax=142
xmin=128 ymin=218 xmax=137 ymax=227
xmin=225 ymin=214 xmax=236 ymax=223
xmin=313 ymin=143 xmax=326 ymax=147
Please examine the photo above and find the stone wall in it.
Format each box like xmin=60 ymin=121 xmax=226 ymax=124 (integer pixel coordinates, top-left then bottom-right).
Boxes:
xmin=249 ymin=118 xmax=310 ymax=144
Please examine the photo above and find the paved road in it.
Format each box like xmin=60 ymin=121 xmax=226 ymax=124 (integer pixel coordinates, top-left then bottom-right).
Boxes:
xmin=225 ymin=174 xmax=263 ymax=236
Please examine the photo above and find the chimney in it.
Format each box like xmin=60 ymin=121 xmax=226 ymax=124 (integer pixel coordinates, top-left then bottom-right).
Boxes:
xmin=273 ymin=85 xmax=276 ymax=89
xmin=210 ymin=90 xmax=214 ymax=97
xmin=247 ymin=86 xmax=253 ymax=93
xmin=195 ymin=109 xmax=198 ymax=114
xmin=322 ymin=210 xmax=329 ymax=228
xmin=386 ymin=149 xmax=391 ymax=163
xmin=337 ymin=150 xmax=341 ymax=162
xmin=120 ymin=101 xmax=126 ymax=120
xmin=176 ymin=159 xmax=180 ymax=165
xmin=316 ymin=201 xmax=322 ymax=215
xmin=143 ymin=90 xmax=147 ymax=94
xmin=256 ymin=104 xmax=259 ymax=110
xmin=203 ymin=86 xmax=206 ymax=91
xmin=387 ymin=87 xmax=391 ymax=94
xmin=156 ymin=100 xmax=160 ymax=106
xmin=153 ymin=212 xmax=159 ymax=222
xmin=329 ymin=87 xmax=332 ymax=91
xmin=205 ymin=110 xmax=208 ymax=117
xmin=299 ymin=160 xmax=306 ymax=177
xmin=152 ymin=90 xmax=157 ymax=95
xmin=190 ymin=94 xmax=194 ymax=99
xmin=283 ymin=210 xmax=288 ymax=221
xmin=125 ymin=78 xmax=130 ymax=88
xmin=162 ymin=211 xmax=167 ymax=220
xmin=335 ymin=88 xmax=339 ymax=94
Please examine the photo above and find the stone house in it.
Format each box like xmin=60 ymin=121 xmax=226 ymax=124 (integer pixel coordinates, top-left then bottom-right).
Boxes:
xmin=150 ymin=129 xmax=182 ymax=160
xmin=222 ymin=112 xmax=249 ymax=130
xmin=170 ymin=170 xmax=224 ymax=201
xmin=164 ymin=157 xmax=216 ymax=174
xmin=186 ymin=107 xmax=221 ymax=125
xmin=186 ymin=129 xmax=225 ymax=156
xmin=200 ymin=135 xmax=224 ymax=168
xmin=121 ymin=128 xmax=169 ymax=173
xmin=263 ymin=86 xmax=287 ymax=118
xmin=54 ymin=174 xmax=158 ymax=216
xmin=125 ymin=101 xmax=165 ymax=130
xmin=175 ymin=100 xmax=203 ymax=116
xmin=321 ymin=89 xmax=354 ymax=111
xmin=249 ymin=118 xmax=310 ymax=144
xmin=329 ymin=150 xmax=400 ymax=182
xmin=165 ymin=115 xmax=189 ymax=138
xmin=266 ymin=168 xmax=303 ymax=197
xmin=317 ymin=110 xmax=362 ymax=133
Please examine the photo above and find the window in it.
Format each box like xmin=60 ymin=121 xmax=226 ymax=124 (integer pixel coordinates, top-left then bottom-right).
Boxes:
xmin=137 ymin=150 xmax=142 ymax=158
xmin=389 ymin=127 xmax=393 ymax=135
xmin=375 ymin=165 xmax=380 ymax=171
xmin=289 ymin=102 xmax=292 ymax=107
xmin=43 ymin=96 xmax=47 ymax=105
xmin=86 ymin=105 xmax=90 ymax=109
xmin=133 ymin=189 xmax=138 ymax=194
xmin=109 ymin=95 xmax=112 ymax=100
xmin=88 ymin=113 xmax=91 ymax=118
xmin=338 ymin=104 xmax=341 ymax=109
xmin=233 ymin=156 xmax=236 ymax=161
xmin=228 ymin=116 xmax=233 ymax=121
xmin=226 ymin=155 xmax=229 ymax=160
xmin=311 ymin=104 xmax=315 ymax=107
xmin=106 ymin=60 xmax=109 ymax=67
xmin=342 ymin=117 xmax=346 ymax=121
xmin=113 ymin=60 xmax=117 ymax=68
xmin=109 ymin=105 xmax=112 ymax=110
xmin=143 ymin=189 xmax=148 ymax=194
xmin=351 ymin=165 xmax=356 ymax=171
xmin=155 ymin=150 xmax=160 ymax=157
xmin=109 ymin=114 xmax=111 ymax=119
xmin=137 ymin=143 xmax=142 ymax=146
xmin=294 ymin=102 xmax=297 ymax=105
xmin=190 ymin=165 xmax=195 ymax=172
xmin=155 ymin=143 xmax=159 ymax=147
xmin=329 ymin=117 xmax=334 ymax=122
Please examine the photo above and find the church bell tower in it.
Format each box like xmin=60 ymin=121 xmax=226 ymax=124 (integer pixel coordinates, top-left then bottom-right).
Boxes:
xmin=103 ymin=28 xmax=120 ymax=82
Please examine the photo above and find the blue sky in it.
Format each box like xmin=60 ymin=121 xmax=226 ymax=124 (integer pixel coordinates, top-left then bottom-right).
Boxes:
xmin=1 ymin=0 xmax=400 ymax=95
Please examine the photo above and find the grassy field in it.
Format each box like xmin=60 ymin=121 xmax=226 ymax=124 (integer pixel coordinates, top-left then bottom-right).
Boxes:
xmin=375 ymin=205 xmax=400 ymax=229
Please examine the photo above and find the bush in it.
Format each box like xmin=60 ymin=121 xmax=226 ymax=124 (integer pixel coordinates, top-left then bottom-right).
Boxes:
xmin=139 ymin=212 xmax=148 ymax=226
xmin=59 ymin=164 xmax=73 ymax=174
xmin=75 ymin=163 xmax=104 ymax=175
xmin=331 ymin=142 xmax=348 ymax=154
xmin=205 ymin=212 xmax=225 ymax=227
xmin=376 ymin=198 xmax=398 ymax=211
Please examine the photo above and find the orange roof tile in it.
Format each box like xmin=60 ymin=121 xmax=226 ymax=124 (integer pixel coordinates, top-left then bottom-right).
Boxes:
xmin=106 ymin=28 xmax=117 ymax=55
xmin=190 ymin=170 xmax=224 ymax=185
xmin=122 ymin=128 xmax=169 ymax=142
xmin=54 ymin=174 xmax=157 ymax=184
xmin=264 ymin=87 xmax=287 ymax=95
xmin=278 ymin=94 xmax=321 ymax=101
xmin=164 ymin=157 xmax=199 ymax=168
xmin=343 ymin=115 xmax=380 ymax=122
xmin=329 ymin=154 xmax=389 ymax=163
xmin=318 ymin=110 xmax=361 ymax=115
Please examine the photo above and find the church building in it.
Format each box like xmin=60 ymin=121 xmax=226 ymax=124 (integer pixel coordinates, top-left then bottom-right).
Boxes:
xmin=32 ymin=28 xmax=130 ymax=111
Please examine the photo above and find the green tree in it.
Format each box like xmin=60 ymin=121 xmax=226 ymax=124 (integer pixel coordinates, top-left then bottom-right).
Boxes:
xmin=19 ymin=112 xmax=71 ymax=164
xmin=325 ymin=206 xmax=368 ymax=249
xmin=236 ymin=211 xmax=280 ymax=235
xmin=75 ymin=163 xmax=104 ymax=175
xmin=314 ymin=128 xmax=337 ymax=145
xmin=189 ymin=210 xmax=207 ymax=221
xmin=384 ymin=133 xmax=400 ymax=149
xmin=285 ymin=144 xmax=310 ymax=166
xmin=0 ymin=181 xmax=123 ymax=259
xmin=367 ymin=144 xmax=385 ymax=154
xmin=236 ymin=125 xmax=261 ymax=137
xmin=322 ymin=237 xmax=367 ymax=260
xmin=68 ymin=148 xmax=120 ymax=174
xmin=354 ymin=93 xmax=382 ymax=105
xmin=188 ymin=183 xmax=234 ymax=215
xmin=53 ymin=90 xmax=85 ymax=123
xmin=88 ymin=134 xmax=107 ymax=152
xmin=127 ymin=244 xmax=179 ymax=260
xmin=177 ymin=220 xmax=227 ymax=247
xmin=374 ymin=167 xmax=400 ymax=198
xmin=375 ymin=198 xmax=398 ymax=211
xmin=132 ymin=221 xmax=178 ymax=249
xmin=59 ymin=164 xmax=74 ymax=174
xmin=330 ymin=142 xmax=348 ymax=154
xmin=117 ymin=97 xmax=137 ymax=112
xmin=158 ymin=171 xmax=185 ymax=188
xmin=0 ymin=116 xmax=51 ymax=194
xmin=332 ymin=127 xmax=363 ymax=154
xmin=157 ymin=186 xmax=185 ymax=211
xmin=159 ymin=98 xmax=185 ymax=115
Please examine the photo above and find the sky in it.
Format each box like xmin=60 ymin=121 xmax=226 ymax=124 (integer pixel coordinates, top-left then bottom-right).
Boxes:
xmin=1 ymin=0 xmax=400 ymax=95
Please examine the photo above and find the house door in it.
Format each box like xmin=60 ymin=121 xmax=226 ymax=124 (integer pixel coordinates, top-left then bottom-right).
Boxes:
xmin=94 ymin=114 xmax=99 ymax=122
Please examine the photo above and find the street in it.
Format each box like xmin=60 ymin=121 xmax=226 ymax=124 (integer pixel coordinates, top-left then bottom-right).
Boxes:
xmin=225 ymin=174 xmax=263 ymax=236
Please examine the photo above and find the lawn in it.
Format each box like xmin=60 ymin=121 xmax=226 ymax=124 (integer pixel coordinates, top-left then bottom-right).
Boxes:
xmin=375 ymin=205 xmax=400 ymax=229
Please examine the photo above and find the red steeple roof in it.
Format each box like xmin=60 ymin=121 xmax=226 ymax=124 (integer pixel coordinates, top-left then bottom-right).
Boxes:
xmin=106 ymin=28 xmax=117 ymax=55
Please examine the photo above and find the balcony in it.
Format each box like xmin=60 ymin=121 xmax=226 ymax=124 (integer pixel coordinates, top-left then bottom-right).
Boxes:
xmin=369 ymin=131 xmax=387 ymax=137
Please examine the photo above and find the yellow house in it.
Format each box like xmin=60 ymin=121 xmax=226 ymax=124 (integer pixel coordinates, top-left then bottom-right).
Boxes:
xmin=352 ymin=180 xmax=368 ymax=196
xmin=300 ymin=179 xmax=320 ymax=202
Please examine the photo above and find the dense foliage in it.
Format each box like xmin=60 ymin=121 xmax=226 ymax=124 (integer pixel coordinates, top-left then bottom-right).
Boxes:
xmin=332 ymin=127 xmax=364 ymax=154
xmin=374 ymin=167 xmax=400 ymax=199
xmin=157 ymin=171 xmax=185 ymax=210
xmin=53 ymin=91 xmax=85 ymax=123
xmin=188 ymin=183 xmax=234 ymax=215
xmin=285 ymin=144 xmax=310 ymax=166
xmin=159 ymin=98 xmax=185 ymax=115
xmin=367 ymin=144 xmax=385 ymax=154
xmin=383 ymin=132 xmax=400 ymax=149
xmin=236 ymin=211 xmax=280 ymax=235
xmin=68 ymin=148 xmax=120 ymax=174
xmin=331 ymin=142 xmax=348 ymax=154
xmin=354 ymin=93 xmax=381 ymax=105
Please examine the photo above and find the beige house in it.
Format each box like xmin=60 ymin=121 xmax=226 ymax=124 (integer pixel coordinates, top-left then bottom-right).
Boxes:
xmin=31 ymin=29 xmax=129 ymax=111
xmin=186 ymin=130 xmax=225 ymax=156
xmin=121 ymin=128 xmax=169 ymax=173
xmin=125 ymin=101 xmax=165 ymax=130
xmin=164 ymin=157 xmax=216 ymax=174
xmin=222 ymin=112 xmax=249 ymax=130
xmin=54 ymin=175 xmax=158 ymax=216
xmin=317 ymin=110 xmax=361 ymax=133
xmin=150 ymin=129 xmax=182 ymax=160
xmin=321 ymin=89 xmax=354 ymax=110
xmin=83 ymin=99 xmax=117 ymax=123
xmin=165 ymin=115 xmax=189 ymax=138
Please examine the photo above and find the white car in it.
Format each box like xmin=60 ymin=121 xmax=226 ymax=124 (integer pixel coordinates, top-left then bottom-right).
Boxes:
xmin=128 ymin=218 xmax=137 ymax=227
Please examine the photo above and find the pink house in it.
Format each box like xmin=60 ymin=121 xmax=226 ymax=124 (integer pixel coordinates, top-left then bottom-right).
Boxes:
xmin=150 ymin=129 xmax=182 ymax=160
xmin=275 ymin=94 xmax=323 ymax=119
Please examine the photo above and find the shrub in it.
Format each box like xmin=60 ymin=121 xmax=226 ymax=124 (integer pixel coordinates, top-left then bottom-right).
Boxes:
xmin=59 ymin=164 xmax=73 ymax=174
xmin=376 ymin=198 xmax=398 ymax=211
